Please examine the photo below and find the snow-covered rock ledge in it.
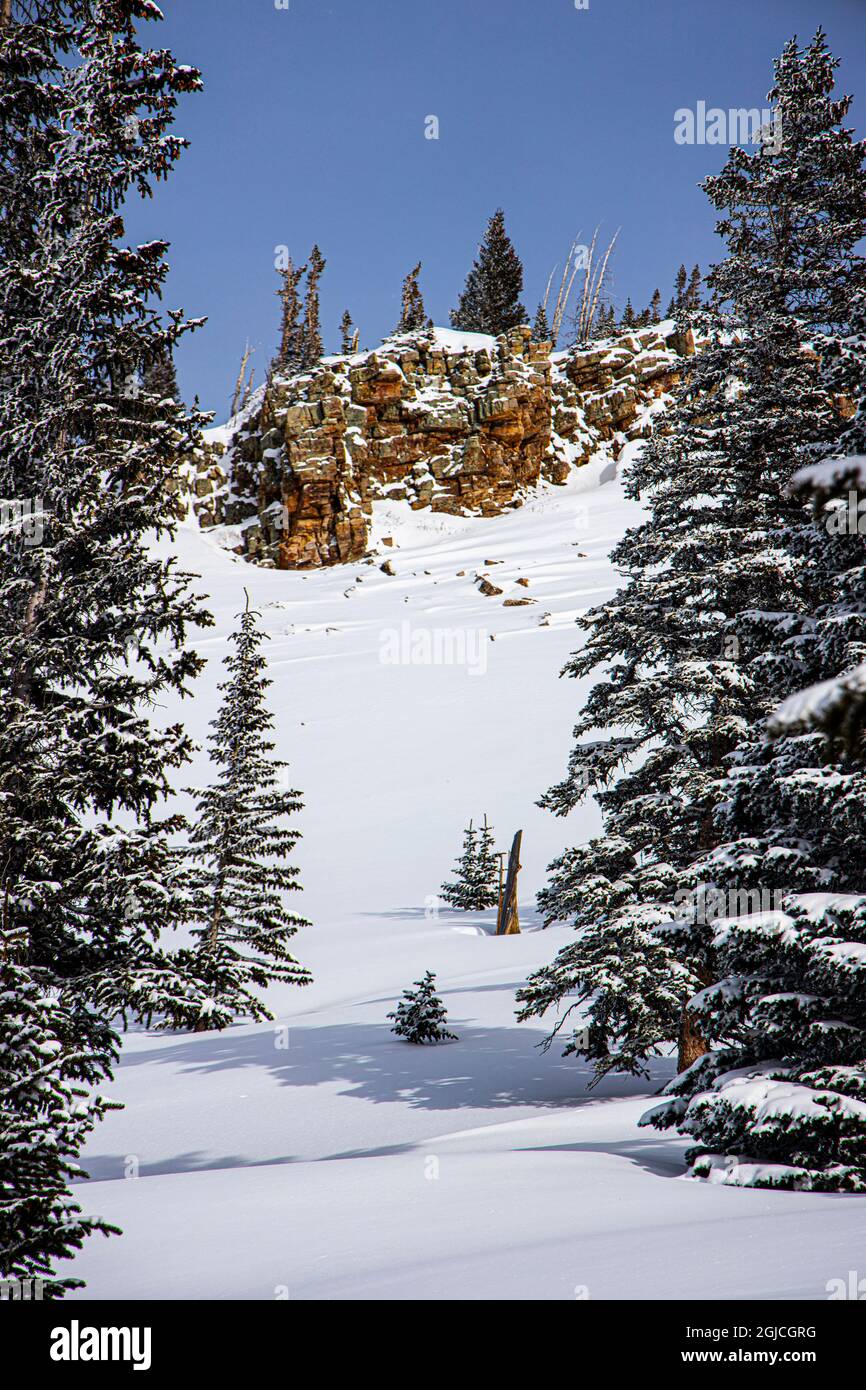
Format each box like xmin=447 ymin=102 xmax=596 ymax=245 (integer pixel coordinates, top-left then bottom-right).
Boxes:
xmin=180 ymin=321 xmax=694 ymax=569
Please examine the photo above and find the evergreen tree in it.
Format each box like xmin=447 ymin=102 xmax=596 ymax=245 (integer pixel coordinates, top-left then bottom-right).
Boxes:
xmin=643 ymin=266 xmax=866 ymax=1190
xmin=181 ymin=601 xmax=312 ymax=1031
xmin=650 ymin=288 xmax=662 ymax=323
xmin=440 ymin=819 xmax=478 ymax=909
xmin=0 ymin=0 xmax=209 ymax=1290
xmin=397 ymin=263 xmax=430 ymax=333
xmin=301 ymin=244 xmax=326 ymax=368
xmin=533 ymin=302 xmax=552 ymax=341
xmin=620 ymin=297 xmax=637 ymax=329
xmin=0 ymin=958 xmax=120 ymax=1296
xmin=520 ymin=30 xmax=866 ymax=1083
xmin=596 ymin=304 xmax=617 ymax=337
xmin=673 ymin=263 xmax=688 ymax=310
xmin=684 ymin=263 xmax=702 ymax=309
xmin=274 ymin=258 xmax=306 ymax=375
xmin=472 ymin=815 xmax=500 ymax=910
xmin=143 ymin=347 xmax=179 ymax=405
xmin=440 ymin=816 xmax=499 ymax=910
xmin=388 ymin=972 xmax=457 ymax=1044
xmin=339 ymin=309 xmax=355 ymax=355
xmin=450 ymin=209 xmax=527 ymax=335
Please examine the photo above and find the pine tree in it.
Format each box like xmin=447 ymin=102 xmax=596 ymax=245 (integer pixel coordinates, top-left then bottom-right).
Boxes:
xmin=673 ymin=263 xmax=688 ymax=310
xmin=144 ymin=348 xmax=179 ymax=405
xmin=450 ymin=209 xmax=527 ymax=335
xmin=620 ymin=297 xmax=637 ymax=329
xmin=0 ymin=0 xmax=210 ymax=1290
xmin=595 ymin=304 xmax=617 ymax=337
xmin=520 ymin=30 xmax=866 ymax=1084
xmin=339 ymin=309 xmax=355 ymax=355
xmin=388 ymin=972 xmax=457 ymax=1044
xmin=643 ymin=230 xmax=866 ymax=1190
xmin=301 ymin=244 xmax=326 ymax=368
xmin=274 ymin=258 xmax=306 ymax=375
xmin=440 ymin=817 xmax=499 ymax=910
xmin=397 ymin=263 xmax=430 ymax=333
xmin=440 ymin=820 xmax=478 ymax=909
xmin=533 ymin=302 xmax=552 ymax=341
xmin=684 ymin=263 xmax=702 ymax=309
xmin=472 ymin=815 xmax=500 ymax=909
xmin=181 ymin=601 xmax=312 ymax=1031
xmin=650 ymin=288 xmax=662 ymax=323
xmin=0 ymin=956 xmax=121 ymax=1297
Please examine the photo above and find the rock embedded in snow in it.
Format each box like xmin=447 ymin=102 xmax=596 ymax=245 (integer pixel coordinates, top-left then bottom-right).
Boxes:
xmin=477 ymin=576 xmax=504 ymax=597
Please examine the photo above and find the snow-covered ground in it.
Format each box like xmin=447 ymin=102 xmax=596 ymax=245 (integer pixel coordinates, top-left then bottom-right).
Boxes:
xmin=68 ymin=450 xmax=866 ymax=1300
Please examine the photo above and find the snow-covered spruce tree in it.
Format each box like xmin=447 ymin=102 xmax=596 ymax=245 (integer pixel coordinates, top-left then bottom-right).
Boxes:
xmin=0 ymin=0 xmax=209 ymax=1287
xmin=440 ymin=816 xmax=498 ymax=910
xmin=181 ymin=602 xmax=312 ymax=1031
xmin=0 ymin=956 xmax=121 ymax=1296
xmin=440 ymin=820 xmax=478 ymax=909
xmin=472 ymin=815 xmax=500 ymax=910
xmin=143 ymin=346 xmax=179 ymax=406
xmin=397 ymin=263 xmax=430 ymax=334
xmin=533 ymin=303 xmax=552 ymax=341
xmin=388 ymin=973 xmax=456 ymax=1044
xmin=450 ymin=209 xmax=527 ymax=335
xmin=519 ymin=30 xmax=866 ymax=1081
xmin=641 ymin=291 xmax=866 ymax=1190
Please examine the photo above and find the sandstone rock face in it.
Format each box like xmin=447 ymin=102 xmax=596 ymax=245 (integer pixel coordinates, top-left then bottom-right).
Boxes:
xmin=183 ymin=322 xmax=693 ymax=569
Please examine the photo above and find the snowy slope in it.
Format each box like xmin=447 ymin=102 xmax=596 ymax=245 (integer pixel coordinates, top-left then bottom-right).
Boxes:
xmin=68 ymin=448 xmax=866 ymax=1301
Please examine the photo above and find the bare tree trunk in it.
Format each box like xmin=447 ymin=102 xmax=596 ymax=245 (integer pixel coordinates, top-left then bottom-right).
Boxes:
xmin=677 ymin=964 xmax=713 ymax=1072
xmin=677 ymin=1006 xmax=709 ymax=1072
xmin=230 ymin=343 xmax=251 ymax=418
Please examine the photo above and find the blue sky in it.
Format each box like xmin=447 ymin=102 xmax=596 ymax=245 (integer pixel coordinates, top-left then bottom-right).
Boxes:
xmin=130 ymin=0 xmax=866 ymax=418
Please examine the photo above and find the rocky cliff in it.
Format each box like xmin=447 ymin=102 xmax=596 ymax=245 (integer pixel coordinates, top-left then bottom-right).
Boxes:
xmin=182 ymin=321 xmax=694 ymax=569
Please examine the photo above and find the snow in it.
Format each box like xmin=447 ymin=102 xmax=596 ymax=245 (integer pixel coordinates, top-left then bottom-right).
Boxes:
xmin=66 ymin=448 xmax=866 ymax=1300
xmin=793 ymin=452 xmax=866 ymax=493
xmin=425 ymin=326 xmax=499 ymax=353
xmin=770 ymin=662 xmax=866 ymax=733
xmin=319 ymin=326 xmax=501 ymax=370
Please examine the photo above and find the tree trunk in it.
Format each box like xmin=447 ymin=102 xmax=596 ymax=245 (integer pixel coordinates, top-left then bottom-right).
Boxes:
xmin=677 ymin=962 xmax=714 ymax=1072
xmin=677 ymin=1005 xmax=710 ymax=1072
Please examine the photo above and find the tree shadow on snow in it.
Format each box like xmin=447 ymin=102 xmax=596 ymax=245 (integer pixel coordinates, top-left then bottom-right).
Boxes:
xmin=357 ymin=904 xmax=547 ymax=933
xmin=516 ymin=1136 xmax=687 ymax=1181
xmin=117 ymin=1016 xmax=675 ymax=1116
xmin=78 ymin=1150 xmax=300 ymax=1182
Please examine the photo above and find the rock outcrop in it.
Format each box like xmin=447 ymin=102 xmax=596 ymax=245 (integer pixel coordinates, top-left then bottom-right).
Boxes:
xmin=184 ymin=321 xmax=694 ymax=569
